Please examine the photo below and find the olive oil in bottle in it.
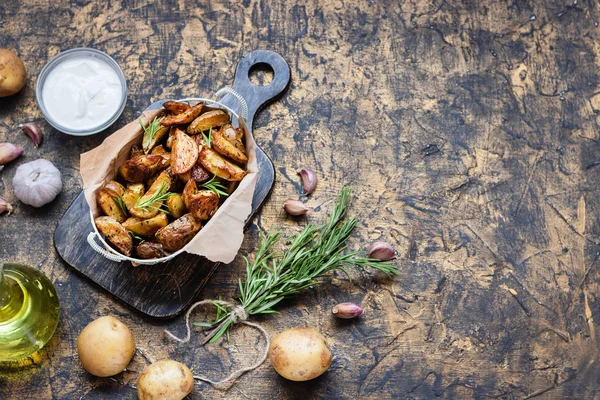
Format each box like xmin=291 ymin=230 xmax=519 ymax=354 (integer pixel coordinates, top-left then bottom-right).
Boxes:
xmin=0 ymin=260 xmax=60 ymax=362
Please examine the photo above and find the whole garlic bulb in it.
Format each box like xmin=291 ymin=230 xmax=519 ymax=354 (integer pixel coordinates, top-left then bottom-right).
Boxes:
xmin=13 ymin=159 xmax=62 ymax=207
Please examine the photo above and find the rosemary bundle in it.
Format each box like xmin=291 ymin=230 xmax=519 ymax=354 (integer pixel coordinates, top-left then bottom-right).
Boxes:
xmin=192 ymin=186 xmax=397 ymax=343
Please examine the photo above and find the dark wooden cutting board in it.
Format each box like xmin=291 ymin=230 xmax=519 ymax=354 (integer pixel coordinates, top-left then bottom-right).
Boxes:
xmin=54 ymin=50 xmax=290 ymax=318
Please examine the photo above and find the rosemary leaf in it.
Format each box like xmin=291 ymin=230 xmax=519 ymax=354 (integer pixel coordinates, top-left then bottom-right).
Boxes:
xmin=135 ymin=181 xmax=175 ymax=210
xmin=113 ymin=196 xmax=128 ymax=216
xmin=201 ymin=173 xmax=229 ymax=198
xmin=201 ymin=126 xmax=213 ymax=148
xmin=140 ymin=116 xmax=164 ymax=150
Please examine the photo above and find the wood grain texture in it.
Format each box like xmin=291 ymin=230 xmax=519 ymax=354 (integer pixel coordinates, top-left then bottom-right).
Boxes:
xmin=2 ymin=0 xmax=600 ymax=399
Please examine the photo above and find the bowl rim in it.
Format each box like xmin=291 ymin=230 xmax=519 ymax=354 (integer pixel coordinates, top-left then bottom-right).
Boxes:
xmin=36 ymin=47 xmax=128 ymax=136
xmin=90 ymin=98 xmax=245 ymax=265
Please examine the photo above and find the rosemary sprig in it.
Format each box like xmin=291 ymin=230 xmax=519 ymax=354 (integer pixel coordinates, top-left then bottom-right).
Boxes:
xmin=128 ymin=230 xmax=145 ymax=243
xmin=113 ymin=196 xmax=128 ymax=216
xmin=201 ymin=127 xmax=212 ymax=148
xmin=201 ymin=173 xmax=229 ymax=198
xmin=135 ymin=181 xmax=175 ymax=210
xmin=140 ymin=116 xmax=164 ymax=149
xmin=194 ymin=186 xmax=397 ymax=343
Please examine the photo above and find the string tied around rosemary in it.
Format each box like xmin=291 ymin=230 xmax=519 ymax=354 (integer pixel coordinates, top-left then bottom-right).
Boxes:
xmin=163 ymin=300 xmax=269 ymax=391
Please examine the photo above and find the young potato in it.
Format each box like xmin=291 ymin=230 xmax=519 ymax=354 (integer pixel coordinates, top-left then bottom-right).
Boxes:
xmin=182 ymin=180 xmax=219 ymax=220
xmin=166 ymin=193 xmax=186 ymax=218
xmin=119 ymin=154 xmax=165 ymax=183
xmin=122 ymin=183 xmax=145 ymax=212
xmin=269 ymin=327 xmax=332 ymax=381
xmin=212 ymin=124 xmax=248 ymax=165
xmin=135 ymin=242 xmax=166 ymax=259
xmin=171 ymin=128 xmax=198 ymax=174
xmin=94 ymin=216 xmax=133 ymax=256
xmin=199 ymin=146 xmax=246 ymax=181
xmin=162 ymin=100 xmax=190 ymax=114
xmin=77 ymin=316 xmax=135 ymax=377
xmin=137 ymin=360 xmax=194 ymax=400
xmin=130 ymin=170 xmax=172 ymax=219
xmin=155 ymin=213 xmax=201 ymax=252
xmin=0 ymin=49 xmax=26 ymax=97
xmin=97 ymin=181 xmax=127 ymax=222
xmin=187 ymin=109 xmax=230 ymax=134
xmin=122 ymin=213 xmax=169 ymax=237
xmin=161 ymin=102 xmax=204 ymax=126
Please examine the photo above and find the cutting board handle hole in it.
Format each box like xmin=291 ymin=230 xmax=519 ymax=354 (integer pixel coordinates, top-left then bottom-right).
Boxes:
xmin=248 ymin=62 xmax=274 ymax=86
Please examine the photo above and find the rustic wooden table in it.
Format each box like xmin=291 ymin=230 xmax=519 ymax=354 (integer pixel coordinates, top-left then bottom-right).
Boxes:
xmin=2 ymin=1 xmax=600 ymax=399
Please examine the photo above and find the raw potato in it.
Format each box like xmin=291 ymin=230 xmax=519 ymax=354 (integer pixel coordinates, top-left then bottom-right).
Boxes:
xmin=182 ymin=180 xmax=219 ymax=220
xmin=122 ymin=183 xmax=145 ymax=211
xmin=137 ymin=360 xmax=194 ymax=400
xmin=97 ymin=181 xmax=127 ymax=222
xmin=0 ymin=49 xmax=26 ymax=97
xmin=130 ymin=170 xmax=172 ymax=219
xmin=119 ymin=154 xmax=165 ymax=183
xmin=136 ymin=242 xmax=166 ymax=259
xmin=122 ymin=213 xmax=169 ymax=237
xmin=161 ymin=102 xmax=204 ymax=126
xmin=166 ymin=194 xmax=186 ymax=218
xmin=94 ymin=216 xmax=133 ymax=256
xmin=199 ymin=146 xmax=246 ymax=181
xmin=212 ymin=124 xmax=248 ymax=165
xmin=187 ymin=109 xmax=230 ymax=134
xmin=269 ymin=327 xmax=332 ymax=381
xmin=155 ymin=213 xmax=201 ymax=252
xmin=77 ymin=316 xmax=135 ymax=377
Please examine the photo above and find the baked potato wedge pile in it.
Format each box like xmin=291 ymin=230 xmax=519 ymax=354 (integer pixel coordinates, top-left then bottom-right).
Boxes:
xmin=94 ymin=101 xmax=248 ymax=260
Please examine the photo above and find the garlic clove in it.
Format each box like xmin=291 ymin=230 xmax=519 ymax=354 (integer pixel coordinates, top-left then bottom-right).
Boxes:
xmin=0 ymin=196 xmax=13 ymax=215
xmin=368 ymin=241 xmax=396 ymax=261
xmin=298 ymin=168 xmax=317 ymax=195
xmin=283 ymin=199 xmax=309 ymax=216
xmin=332 ymin=302 xmax=363 ymax=319
xmin=0 ymin=143 xmax=23 ymax=165
xmin=20 ymin=123 xmax=43 ymax=147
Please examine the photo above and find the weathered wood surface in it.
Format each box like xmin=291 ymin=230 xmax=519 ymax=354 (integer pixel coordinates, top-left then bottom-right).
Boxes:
xmin=1 ymin=0 xmax=600 ymax=399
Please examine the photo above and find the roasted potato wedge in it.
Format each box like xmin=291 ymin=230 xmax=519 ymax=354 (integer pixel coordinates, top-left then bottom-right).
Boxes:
xmin=142 ymin=121 xmax=169 ymax=154
xmin=150 ymin=145 xmax=167 ymax=155
xmin=122 ymin=213 xmax=169 ymax=237
xmin=135 ymin=242 xmax=166 ymax=259
xmin=98 ymin=181 xmax=127 ymax=223
xmin=212 ymin=124 xmax=248 ymax=165
xmin=172 ymin=128 xmax=198 ymax=174
xmin=95 ymin=216 xmax=133 ymax=256
xmin=161 ymin=102 xmax=204 ymax=126
xmin=187 ymin=110 xmax=230 ymax=134
xmin=182 ymin=180 xmax=219 ymax=220
xmin=221 ymin=124 xmax=245 ymax=151
xmin=130 ymin=170 xmax=172 ymax=219
xmin=155 ymin=213 xmax=202 ymax=252
xmin=166 ymin=194 xmax=186 ymax=218
xmin=130 ymin=145 xmax=144 ymax=159
xmin=199 ymin=146 xmax=246 ymax=181
xmin=122 ymin=183 xmax=145 ymax=212
xmin=119 ymin=154 xmax=165 ymax=183
xmin=162 ymin=101 xmax=190 ymax=115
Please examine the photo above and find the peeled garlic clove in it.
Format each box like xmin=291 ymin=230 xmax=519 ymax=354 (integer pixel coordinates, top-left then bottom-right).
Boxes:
xmin=0 ymin=143 xmax=23 ymax=165
xmin=283 ymin=199 xmax=308 ymax=216
xmin=332 ymin=302 xmax=363 ymax=319
xmin=0 ymin=196 xmax=13 ymax=215
xmin=298 ymin=168 xmax=317 ymax=195
xmin=20 ymin=123 xmax=43 ymax=147
xmin=368 ymin=241 xmax=396 ymax=261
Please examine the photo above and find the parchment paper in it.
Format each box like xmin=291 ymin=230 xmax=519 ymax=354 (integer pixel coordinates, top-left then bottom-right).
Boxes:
xmin=81 ymin=105 xmax=258 ymax=264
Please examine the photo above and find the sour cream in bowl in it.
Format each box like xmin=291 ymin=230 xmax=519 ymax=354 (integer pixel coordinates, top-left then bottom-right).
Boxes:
xmin=36 ymin=48 xmax=127 ymax=136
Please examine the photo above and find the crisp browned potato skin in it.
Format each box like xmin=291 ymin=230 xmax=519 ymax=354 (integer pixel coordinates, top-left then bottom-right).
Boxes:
xmin=119 ymin=154 xmax=165 ymax=183
xmin=94 ymin=216 xmax=133 ymax=256
xmin=171 ymin=128 xmax=198 ymax=174
xmin=162 ymin=101 xmax=190 ymax=114
xmin=130 ymin=144 xmax=144 ymax=159
xmin=166 ymin=194 xmax=186 ymax=218
xmin=155 ymin=213 xmax=201 ymax=252
xmin=122 ymin=183 xmax=145 ymax=212
xmin=187 ymin=110 xmax=230 ymax=134
xmin=212 ymin=124 xmax=248 ymax=165
xmin=182 ymin=180 xmax=219 ymax=220
xmin=130 ymin=170 xmax=172 ymax=219
xmin=161 ymin=102 xmax=204 ymax=126
xmin=122 ymin=213 xmax=169 ymax=237
xmin=199 ymin=146 xmax=246 ymax=181
xmin=97 ymin=181 xmax=127 ymax=223
xmin=135 ymin=242 xmax=166 ymax=259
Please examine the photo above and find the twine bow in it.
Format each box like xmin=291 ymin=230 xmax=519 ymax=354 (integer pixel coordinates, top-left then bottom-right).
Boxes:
xmin=163 ymin=300 xmax=269 ymax=390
